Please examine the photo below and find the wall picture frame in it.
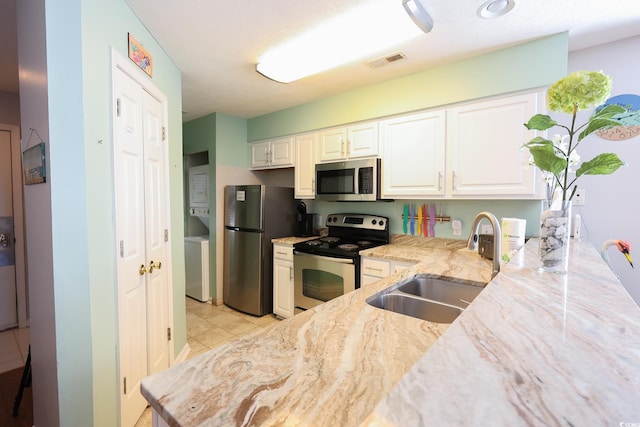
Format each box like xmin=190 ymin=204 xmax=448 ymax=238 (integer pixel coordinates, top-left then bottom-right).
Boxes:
xmin=128 ymin=33 xmax=153 ymax=77
xmin=22 ymin=142 xmax=46 ymax=185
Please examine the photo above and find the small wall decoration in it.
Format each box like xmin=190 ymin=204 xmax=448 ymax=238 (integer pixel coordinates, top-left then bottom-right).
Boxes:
xmin=596 ymin=94 xmax=640 ymax=141
xmin=128 ymin=33 xmax=153 ymax=77
xmin=22 ymin=139 xmax=46 ymax=185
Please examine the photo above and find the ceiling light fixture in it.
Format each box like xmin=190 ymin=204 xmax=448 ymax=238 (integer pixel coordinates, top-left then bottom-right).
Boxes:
xmin=477 ymin=0 xmax=515 ymax=19
xmin=402 ymin=0 xmax=434 ymax=33
xmin=256 ymin=1 xmax=429 ymax=84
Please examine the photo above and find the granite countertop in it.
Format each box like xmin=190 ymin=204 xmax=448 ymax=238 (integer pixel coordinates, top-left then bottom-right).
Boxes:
xmin=141 ymin=237 xmax=640 ymax=426
xmin=271 ymin=236 xmax=319 ymax=245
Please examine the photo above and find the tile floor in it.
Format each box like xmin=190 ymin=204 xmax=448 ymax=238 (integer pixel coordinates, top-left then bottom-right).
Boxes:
xmin=0 ymin=327 xmax=30 ymax=375
xmin=134 ymin=297 xmax=282 ymax=427
xmin=1 ymin=298 xmax=281 ymax=426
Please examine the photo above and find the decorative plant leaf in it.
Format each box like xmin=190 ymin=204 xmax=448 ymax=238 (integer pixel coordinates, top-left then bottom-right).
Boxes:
xmin=528 ymin=145 xmax=567 ymax=175
xmin=524 ymin=114 xmax=557 ymax=131
xmin=578 ymin=118 xmax=623 ymax=141
xmin=523 ymin=136 xmax=553 ymax=149
xmin=576 ymin=153 xmax=625 ymax=177
xmin=591 ymin=103 xmax=626 ymax=120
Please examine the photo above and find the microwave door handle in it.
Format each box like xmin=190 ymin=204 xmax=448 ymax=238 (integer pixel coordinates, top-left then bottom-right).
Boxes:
xmin=293 ymin=251 xmax=355 ymax=264
xmin=353 ymin=167 xmax=359 ymax=195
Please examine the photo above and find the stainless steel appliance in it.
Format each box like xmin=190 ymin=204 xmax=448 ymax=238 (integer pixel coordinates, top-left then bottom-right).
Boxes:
xmin=315 ymin=158 xmax=381 ymax=201
xmin=223 ymin=185 xmax=296 ymax=316
xmin=293 ymin=213 xmax=390 ymax=310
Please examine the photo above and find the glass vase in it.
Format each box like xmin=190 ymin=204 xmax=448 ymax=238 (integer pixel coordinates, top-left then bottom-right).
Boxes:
xmin=539 ymin=200 xmax=572 ymax=273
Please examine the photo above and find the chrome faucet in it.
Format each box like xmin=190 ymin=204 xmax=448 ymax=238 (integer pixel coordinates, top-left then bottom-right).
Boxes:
xmin=467 ymin=212 xmax=501 ymax=279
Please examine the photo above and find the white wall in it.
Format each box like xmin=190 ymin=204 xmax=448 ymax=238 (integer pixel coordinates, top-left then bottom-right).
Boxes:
xmin=568 ymin=36 xmax=640 ymax=304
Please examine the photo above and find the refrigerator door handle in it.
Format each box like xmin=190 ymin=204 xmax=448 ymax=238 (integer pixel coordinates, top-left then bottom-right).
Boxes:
xmin=293 ymin=251 xmax=355 ymax=264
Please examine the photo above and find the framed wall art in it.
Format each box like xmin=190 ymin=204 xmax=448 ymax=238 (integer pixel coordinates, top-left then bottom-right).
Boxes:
xmin=22 ymin=142 xmax=46 ymax=185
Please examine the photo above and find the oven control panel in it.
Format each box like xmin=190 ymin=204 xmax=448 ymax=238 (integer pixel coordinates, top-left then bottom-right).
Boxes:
xmin=326 ymin=214 xmax=388 ymax=231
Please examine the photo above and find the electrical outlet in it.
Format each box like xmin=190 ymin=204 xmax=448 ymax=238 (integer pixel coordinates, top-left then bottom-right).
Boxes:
xmin=451 ymin=219 xmax=462 ymax=236
xmin=574 ymin=188 xmax=585 ymax=206
xmin=481 ymin=224 xmax=493 ymax=234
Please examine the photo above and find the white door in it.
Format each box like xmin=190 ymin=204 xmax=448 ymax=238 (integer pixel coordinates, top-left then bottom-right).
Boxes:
xmin=114 ymin=65 xmax=170 ymax=427
xmin=0 ymin=130 xmax=17 ymax=330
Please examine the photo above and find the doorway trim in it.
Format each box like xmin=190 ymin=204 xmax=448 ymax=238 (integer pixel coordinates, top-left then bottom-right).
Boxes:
xmin=0 ymin=123 xmax=28 ymax=328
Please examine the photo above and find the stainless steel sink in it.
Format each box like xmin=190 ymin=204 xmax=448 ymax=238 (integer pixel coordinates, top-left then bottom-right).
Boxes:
xmin=366 ymin=274 xmax=485 ymax=323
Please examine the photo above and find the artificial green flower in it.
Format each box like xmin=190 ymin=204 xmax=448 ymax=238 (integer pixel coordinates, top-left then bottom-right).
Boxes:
xmin=524 ymin=71 xmax=626 ymax=201
xmin=547 ymin=70 xmax=612 ymax=114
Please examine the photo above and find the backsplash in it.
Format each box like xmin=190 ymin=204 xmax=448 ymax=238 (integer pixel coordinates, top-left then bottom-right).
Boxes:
xmin=301 ymin=199 xmax=541 ymax=240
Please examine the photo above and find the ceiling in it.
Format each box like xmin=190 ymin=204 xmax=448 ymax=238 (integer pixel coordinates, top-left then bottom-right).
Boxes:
xmin=2 ymin=1 xmax=640 ymax=121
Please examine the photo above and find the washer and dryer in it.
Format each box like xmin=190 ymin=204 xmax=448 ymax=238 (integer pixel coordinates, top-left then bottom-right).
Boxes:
xmin=185 ymin=236 xmax=209 ymax=302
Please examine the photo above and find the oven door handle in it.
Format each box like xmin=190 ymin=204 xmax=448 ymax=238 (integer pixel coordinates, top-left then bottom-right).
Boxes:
xmin=293 ymin=251 xmax=355 ymax=264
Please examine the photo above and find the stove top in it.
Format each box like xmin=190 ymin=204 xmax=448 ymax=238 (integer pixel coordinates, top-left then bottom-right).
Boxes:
xmin=294 ymin=213 xmax=389 ymax=258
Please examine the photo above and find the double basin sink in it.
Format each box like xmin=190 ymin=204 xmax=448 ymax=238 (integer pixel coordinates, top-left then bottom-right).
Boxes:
xmin=366 ymin=274 xmax=485 ymax=324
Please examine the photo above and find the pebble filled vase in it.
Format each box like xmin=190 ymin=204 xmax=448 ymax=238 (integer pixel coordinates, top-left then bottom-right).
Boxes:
xmin=539 ymin=200 xmax=572 ymax=273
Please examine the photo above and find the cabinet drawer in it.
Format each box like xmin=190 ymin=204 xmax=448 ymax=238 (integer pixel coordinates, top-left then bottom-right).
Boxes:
xmin=273 ymin=245 xmax=293 ymax=261
xmin=361 ymin=258 xmax=390 ymax=278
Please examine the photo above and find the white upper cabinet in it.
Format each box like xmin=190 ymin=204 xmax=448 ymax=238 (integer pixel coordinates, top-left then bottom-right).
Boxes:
xmin=380 ymin=110 xmax=446 ymax=198
xmin=294 ymin=133 xmax=317 ymax=199
xmin=317 ymin=121 xmax=379 ymax=162
xmin=446 ymin=91 xmax=543 ymax=198
xmin=381 ymin=89 xmax=544 ymax=199
xmin=251 ymin=136 xmax=294 ymax=169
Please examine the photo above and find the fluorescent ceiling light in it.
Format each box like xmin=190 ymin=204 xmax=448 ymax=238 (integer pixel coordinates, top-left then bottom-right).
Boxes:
xmin=403 ymin=0 xmax=434 ymax=33
xmin=256 ymin=1 xmax=426 ymax=83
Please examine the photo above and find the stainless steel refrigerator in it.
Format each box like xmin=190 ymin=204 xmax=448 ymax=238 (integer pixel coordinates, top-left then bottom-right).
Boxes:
xmin=223 ymin=185 xmax=296 ymax=316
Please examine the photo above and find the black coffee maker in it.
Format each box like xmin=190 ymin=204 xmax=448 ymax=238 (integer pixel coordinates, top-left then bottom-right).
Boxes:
xmin=295 ymin=202 xmax=317 ymax=237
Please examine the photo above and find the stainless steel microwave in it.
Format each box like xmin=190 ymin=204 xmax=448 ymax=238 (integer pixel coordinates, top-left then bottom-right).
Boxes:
xmin=315 ymin=158 xmax=381 ymax=201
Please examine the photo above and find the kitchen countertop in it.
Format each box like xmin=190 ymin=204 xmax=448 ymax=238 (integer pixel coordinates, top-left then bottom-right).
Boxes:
xmin=141 ymin=237 xmax=640 ymax=426
xmin=271 ymin=236 xmax=319 ymax=245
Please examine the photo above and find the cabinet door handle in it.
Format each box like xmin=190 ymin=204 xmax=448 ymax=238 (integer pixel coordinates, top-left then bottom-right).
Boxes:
xmin=312 ymin=178 xmax=316 ymax=192
xmin=438 ymin=172 xmax=443 ymax=191
xmin=452 ymin=171 xmax=458 ymax=191
xmin=366 ymin=267 xmax=384 ymax=272
xmin=289 ymin=266 xmax=293 ymax=280
xmin=341 ymin=140 xmax=345 ymax=157
xmin=139 ymin=264 xmax=147 ymax=276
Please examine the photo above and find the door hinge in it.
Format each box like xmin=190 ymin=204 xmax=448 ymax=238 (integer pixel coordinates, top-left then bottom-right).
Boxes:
xmin=116 ymin=98 xmax=121 ymax=117
xmin=164 ymin=229 xmax=169 ymax=242
xmin=119 ymin=240 xmax=124 ymax=257
xmin=123 ymin=377 xmax=127 ymax=395
xmin=167 ymin=327 xmax=171 ymax=341
xmin=162 ymin=127 xmax=166 ymax=141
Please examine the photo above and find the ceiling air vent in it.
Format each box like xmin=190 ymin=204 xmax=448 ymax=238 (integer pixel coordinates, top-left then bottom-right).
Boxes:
xmin=366 ymin=52 xmax=406 ymax=69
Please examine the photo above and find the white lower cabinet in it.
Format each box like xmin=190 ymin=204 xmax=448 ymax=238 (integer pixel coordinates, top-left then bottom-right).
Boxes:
xmin=273 ymin=243 xmax=294 ymax=319
xmin=361 ymin=256 xmax=416 ymax=286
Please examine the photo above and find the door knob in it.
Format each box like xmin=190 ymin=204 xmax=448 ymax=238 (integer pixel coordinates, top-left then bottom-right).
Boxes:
xmin=148 ymin=260 xmax=162 ymax=273
xmin=139 ymin=264 xmax=147 ymax=276
xmin=0 ymin=233 xmax=10 ymax=248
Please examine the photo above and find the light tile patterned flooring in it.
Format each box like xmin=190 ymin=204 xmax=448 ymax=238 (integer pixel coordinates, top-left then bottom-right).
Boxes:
xmin=134 ymin=297 xmax=282 ymax=427
xmin=0 ymin=327 xmax=30 ymax=375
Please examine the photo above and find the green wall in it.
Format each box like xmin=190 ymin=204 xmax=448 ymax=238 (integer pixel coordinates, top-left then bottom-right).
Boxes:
xmin=244 ymin=33 xmax=569 ymax=242
xmin=183 ymin=112 xmax=248 ymax=299
xmin=248 ymin=33 xmax=569 ymax=141
xmin=47 ymin=0 xmax=186 ymax=425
